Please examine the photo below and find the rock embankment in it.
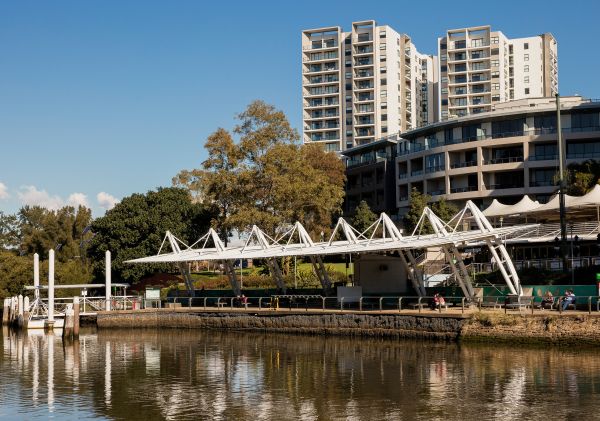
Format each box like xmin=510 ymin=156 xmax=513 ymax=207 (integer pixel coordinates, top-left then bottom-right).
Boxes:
xmin=96 ymin=309 xmax=600 ymax=345
xmin=462 ymin=313 xmax=600 ymax=345
xmin=96 ymin=309 xmax=466 ymax=340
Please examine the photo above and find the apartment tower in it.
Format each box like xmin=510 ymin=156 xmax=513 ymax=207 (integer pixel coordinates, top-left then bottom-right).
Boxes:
xmin=438 ymin=25 xmax=558 ymax=120
xmin=302 ymin=20 xmax=438 ymax=151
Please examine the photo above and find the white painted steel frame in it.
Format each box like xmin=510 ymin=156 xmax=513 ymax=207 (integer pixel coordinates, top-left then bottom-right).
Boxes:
xmin=127 ymin=200 xmax=533 ymax=297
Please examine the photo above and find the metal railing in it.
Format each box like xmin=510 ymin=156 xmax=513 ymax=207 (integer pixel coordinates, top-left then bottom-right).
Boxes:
xmin=158 ymin=294 xmax=600 ymax=315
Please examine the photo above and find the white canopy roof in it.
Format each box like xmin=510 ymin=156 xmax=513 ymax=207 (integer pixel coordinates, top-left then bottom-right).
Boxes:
xmin=482 ymin=184 xmax=600 ymax=217
xmin=483 ymin=196 xmax=540 ymax=218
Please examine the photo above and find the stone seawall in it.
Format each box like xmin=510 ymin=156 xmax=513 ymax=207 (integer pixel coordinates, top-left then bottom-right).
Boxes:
xmin=96 ymin=309 xmax=600 ymax=345
xmin=96 ymin=309 xmax=467 ymax=340
xmin=462 ymin=313 xmax=600 ymax=345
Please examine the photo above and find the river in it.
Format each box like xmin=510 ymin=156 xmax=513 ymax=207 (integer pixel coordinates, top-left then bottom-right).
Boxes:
xmin=1 ymin=328 xmax=599 ymax=420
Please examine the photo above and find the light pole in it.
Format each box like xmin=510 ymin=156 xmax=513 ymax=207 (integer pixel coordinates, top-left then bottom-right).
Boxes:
xmin=556 ymin=94 xmax=568 ymax=273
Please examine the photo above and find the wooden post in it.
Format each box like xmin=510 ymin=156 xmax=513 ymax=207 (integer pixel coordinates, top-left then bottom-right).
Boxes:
xmin=2 ymin=298 xmax=9 ymax=325
xmin=45 ymin=249 xmax=55 ymax=331
xmin=23 ymin=296 xmax=29 ymax=330
xmin=73 ymin=297 xmax=80 ymax=339
xmin=62 ymin=303 xmax=74 ymax=340
xmin=105 ymin=250 xmax=112 ymax=311
xmin=17 ymin=294 xmax=24 ymax=329
xmin=10 ymin=296 xmax=17 ymax=327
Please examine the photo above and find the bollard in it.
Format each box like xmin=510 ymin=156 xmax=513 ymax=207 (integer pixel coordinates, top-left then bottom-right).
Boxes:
xmin=10 ymin=296 xmax=17 ymax=326
xmin=589 ymin=296 xmax=592 ymax=315
xmin=379 ymin=297 xmax=383 ymax=312
xmin=461 ymin=297 xmax=465 ymax=315
xmin=46 ymin=249 xmax=55 ymax=331
xmin=2 ymin=298 xmax=9 ymax=325
xmin=398 ymin=297 xmax=403 ymax=312
xmin=23 ymin=296 xmax=29 ymax=330
xmin=105 ymin=250 xmax=112 ymax=311
xmin=17 ymin=294 xmax=24 ymax=329
xmin=62 ymin=304 xmax=74 ymax=340
xmin=418 ymin=297 xmax=422 ymax=314
xmin=73 ymin=297 xmax=80 ymax=338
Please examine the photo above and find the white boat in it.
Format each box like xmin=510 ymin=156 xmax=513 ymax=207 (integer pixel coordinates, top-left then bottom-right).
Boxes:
xmin=27 ymin=317 xmax=64 ymax=330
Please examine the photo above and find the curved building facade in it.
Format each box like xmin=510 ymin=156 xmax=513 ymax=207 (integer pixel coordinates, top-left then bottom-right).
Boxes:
xmin=395 ymin=96 xmax=600 ymax=213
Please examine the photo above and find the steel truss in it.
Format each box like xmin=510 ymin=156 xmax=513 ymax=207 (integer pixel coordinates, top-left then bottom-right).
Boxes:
xmin=131 ymin=201 xmax=531 ymax=297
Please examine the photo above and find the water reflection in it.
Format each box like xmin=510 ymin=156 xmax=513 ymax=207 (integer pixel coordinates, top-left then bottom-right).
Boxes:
xmin=2 ymin=328 xmax=600 ymax=420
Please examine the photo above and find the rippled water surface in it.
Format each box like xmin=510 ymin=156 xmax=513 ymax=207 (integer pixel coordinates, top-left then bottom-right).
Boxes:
xmin=2 ymin=327 xmax=600 ymax=420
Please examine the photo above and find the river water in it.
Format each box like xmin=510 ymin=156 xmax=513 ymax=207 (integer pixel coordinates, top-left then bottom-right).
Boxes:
xmin=1 ymin=328 xmax=600 ymax=420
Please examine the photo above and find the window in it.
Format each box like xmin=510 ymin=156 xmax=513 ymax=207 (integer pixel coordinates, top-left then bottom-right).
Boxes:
xmin=492 ymin=95 xmax=500 ymax=102
xmin=381 ymin=114 xmax=388 ymax=121
xmin=379 ymin=30 xmax=386 ymax=38
xmin=380 ymin=90 xmax=387 ymax=97
xmin=534 ymin=115 xmax=556 ymax=130
xmin=380 ymin=44 xmax=386 ymax=50
xmin=345 ymin=72 xmax=352 ymax=79
xmin=492 ymin=118 xmax=525 ymax=138
xmin=525 ymin=88 xmax=530 ymax=95
xmin=572 ymin=111 xmax=600 ymax=130
xmin=462 ymin=124 xmax=484 ymax=141
xmin=491 ymin=36 xmax=499 ymax=44
xmin=380 ymin=67 xmax=387 ymax=74
xmin=444 ymin=128 xmax=454 ymax=143
xmin=441 ymin=87 xmax=448 ymax=94
xmin=491 ymin=59 xmax=499 ymax=67
xmin=381 ymin=78 xmax=387 ymax=85
xmin=524 ymin=42 xmax=529 ymax=49
xmin=492 ymin=83 xmax=500 ymax=90
xmin=524 ymin=65 xmax=529 ymax=72
xmin=524 ymin=76 xmax=529 ymax=83
xmin=492 ymin=71 xmax=500 ymax=78
xmin=524 ymin=54 xmax=529 ymax=61
xmin=471 ymin=38 xmax=484 ymax=47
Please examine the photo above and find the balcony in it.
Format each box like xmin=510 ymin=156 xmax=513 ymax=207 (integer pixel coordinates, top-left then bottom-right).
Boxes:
xmin=530 ymin=181 xmax=554 ymax=187
xmin=355 ymin=70 xmax=374 ymax=78
xmin=487 ymin=156 xmax=524 ymax=165
xmin=488 ymin=183 xmax=523 ymax=190
xmin=450 ymin=186 xmax=478 ymax=193
xmin=529 ymin=154 xmax=557 ymax=161
xmin=304 ymin=40 xmax=338 ymax=50
xmin=355 ymin=58 xmax=373 ymax=67
xmin=425 ymin=165 xmax=445 ymax=174
xmin=410 ymin=169 xmax=423 ymax=177
xmin=450 ymin=161 xmax=477 ymax=169
xmin=356 ymin=95 xmax=374 ymax=102
xmin=355 ymin=46 xmax=373 ymax=55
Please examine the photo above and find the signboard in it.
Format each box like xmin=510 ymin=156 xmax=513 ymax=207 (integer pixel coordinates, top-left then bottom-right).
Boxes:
xmin=145 ymin=288 xmax=161 ymax=300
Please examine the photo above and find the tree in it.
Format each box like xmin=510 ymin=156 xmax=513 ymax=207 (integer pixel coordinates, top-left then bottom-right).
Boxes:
xmin=0 ymin=205 xmax=93 ymax=261
xmin=403 ymin=189 xmax=432 ymax=234
xmin=352 ymin=201 xmax=378 ymax=234
xmin=565 ymin=160 xmax=600 ymax=195
xmin=87 ymin=187 xmax=214 ymax=284
xmin=432 ymin=197 xmax=459 ymax=224
xmin=0 ymin=212 xmax=20 ymax=250
xmin=174 ymin=100 xmax=345 ymax=239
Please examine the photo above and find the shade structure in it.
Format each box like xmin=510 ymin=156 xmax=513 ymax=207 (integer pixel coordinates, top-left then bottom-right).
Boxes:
xmin=482 ymin=196 xmax=540 ymax=218
xmin=482 ymin=199 xmax=511 ymax=218
xmin=481 ymin=185 xmax=600 ymax=218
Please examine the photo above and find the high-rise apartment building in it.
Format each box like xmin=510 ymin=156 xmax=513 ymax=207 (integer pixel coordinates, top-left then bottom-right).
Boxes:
xmin=301 ymin=20 xmax=438 ymax=152
xmin=438 ymin=25 xmax=558 ymax=120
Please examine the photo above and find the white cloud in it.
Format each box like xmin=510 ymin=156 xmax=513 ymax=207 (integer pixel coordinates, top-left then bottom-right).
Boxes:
xmin=97 ymin=192 xmax=119 ymax=210
xmin=18 ymin=185 xmax=65 ymax=210
xmin=0 ymin=182 xmax=9 ymax=200
xmin=67 ymin=192 xmax=89 ymax=208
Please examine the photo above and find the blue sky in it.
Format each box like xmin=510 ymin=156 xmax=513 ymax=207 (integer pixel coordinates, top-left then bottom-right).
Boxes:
xmin=1 ymin=0 xmax=599 ymax=216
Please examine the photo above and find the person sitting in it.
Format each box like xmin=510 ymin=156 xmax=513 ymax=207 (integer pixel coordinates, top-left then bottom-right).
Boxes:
xmin=430 ymin=292 xmax=446 ymax=310
xmin=561 ymin=290 xmax=576 ymax=311
xmin=540 ymin=291 xmax=554 ymax=309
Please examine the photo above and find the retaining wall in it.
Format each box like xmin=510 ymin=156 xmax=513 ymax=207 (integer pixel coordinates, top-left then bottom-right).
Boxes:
xmin=97 ymin=309 xmax=466 ymax=340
